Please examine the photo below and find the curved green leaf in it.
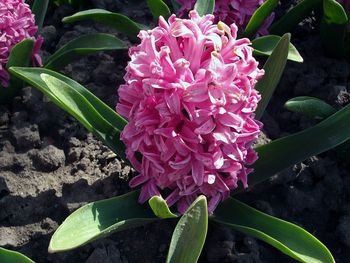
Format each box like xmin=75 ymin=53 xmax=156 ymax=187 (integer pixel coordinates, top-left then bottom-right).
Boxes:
xmin=269 ymin=0 xmax=322 ymax=35
xmin=149 ymin=196 xmax=177 ymax=219
xmin=45 ymin=33 xmax=127 ymax=70
xmin=49 ymin=191 xmax=157 ymax=252
xmin=62 ymin=9 xmax=144 ymax=41
xmin=212 ymin=198 xmax=335 ymax=263
xmin=147 ymin=0 xmax=171 ymax=20
xmin=0 ymin=247 xmax=35 ymax=263
xmin=250 ymin=101 xmax=350 ymax=186
xmin=0 ymin=39 xmax=34 ymax=104
xmin=166 ymin=196 xmax=208 ymax=263
xmin=31 ymin=0 xmax=49 ymax=32
xmin=284 ymin=96 xmax=336 ymax=119
xmin=252 ymin=35 xmax=303 ymax=62
xmin=194 ymin=0 xmax=215 ymax=16
xmin=255 ymin=33 xmax=290 ymax=119
xmin=321 ymin=0 xmax=348 ymax=58
xmin=244 ymin=0 xmax=278 ymax=38
xmin=8 ymin=67 xmax=127 ymax=159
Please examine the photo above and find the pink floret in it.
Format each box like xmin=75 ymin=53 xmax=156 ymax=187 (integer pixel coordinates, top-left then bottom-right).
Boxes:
xmin=0 ymin=0 xmax=43 ymax=87
xmin=176 ymin=0 xmax=274 ymax=36
xmin=117 ymin=11 xmax=264 ymax=214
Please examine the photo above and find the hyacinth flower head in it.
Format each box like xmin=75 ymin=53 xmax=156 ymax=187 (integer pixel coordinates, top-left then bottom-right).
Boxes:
xmin=117 ymin=10 xmax=264 ymax=214
xmin=176 ymin=0 xmax=275 ymax=35
xmin=0 ymin=0 xmax=43 ymax=87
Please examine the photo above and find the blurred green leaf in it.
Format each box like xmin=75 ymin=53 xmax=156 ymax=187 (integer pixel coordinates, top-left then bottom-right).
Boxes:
xmin=149 ymin=196 xmax=177 ymax=219
xmin=45 ymin=33 xmax=127 ymax=70
xmin=166 ymin=196 xmax=208 ymax=263
xmin=252 ymin=35 xmax=303 ymax=62
xmin=170 ymin=0 xmax=181 ymax=12
xmin=8 ymin=67 xmax=127 ymax=159
xmin=284 ymin=96 xmax=336 ymax=119
xmin=31 ymin=0 xmax=49 ymax=32
xmin=244 ymin=0 xmax=278 ymax=38
xmin=255 ymin=33 xmax=290 ymax=119
xmin=194 ymin=0 xmax=215 ymax=16
xmin=62 ymin=9 xmax=145 ymax=41
xmin=147 ymin=0 xmax=171 ymax=20
xmin=269 ymin=0 xmax=322 ymax=35
xmin=49 ymin=191 xmax=157 ymax=252
xmin=0 ymin=39 xmax=34 ymax=104
xmin=250 ymin=101 xmax=350 ymax=186
xmin=0 ymin=247 xmax=35 ymax=263
xmin=213 ymin=198 xmax=335 ymax=263
xmin=320 ymin=0 xmax=348 ymax=58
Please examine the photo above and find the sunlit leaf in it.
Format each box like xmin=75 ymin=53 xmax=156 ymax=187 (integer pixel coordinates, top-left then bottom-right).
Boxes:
xmin=62 ymin=9 xmax=145 ymax=41
xmin=213 ymin=198 xmax=335 ymax=263
xmin=255 ymin=33 xmax=290 ymax=119
xmin=194 ymin=0 xmax=215 ymax=16
xmin=0 ymin=247 xmax=35 ymax=263
xmin=49 ymin=191 xmax=157 ymax=252
xmin=252 ymin=35 xmax=303 ymax=62
xmin=284 ymin=96 xmax=336 ymax=119
xmin=166 ymin=196 xmax=208 ymax=263
xmin=244 ymin=0 xmax=278 ymax=38
xmin=147 ymin=0 xmax=171 ymax=20
xmin=45 ymin=33 xmax=127 ymax=70
xmin=149 ymin=196 xmax=177 ymax=219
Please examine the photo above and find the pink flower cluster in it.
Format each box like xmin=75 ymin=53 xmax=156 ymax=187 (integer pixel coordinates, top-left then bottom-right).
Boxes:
xmin=117 ymin=11 xmax=263 ymax=213
xmin=176 ymin=0 xmax=275 ymax=35
xmin=0 ymin=0 xmax=43 ymax=87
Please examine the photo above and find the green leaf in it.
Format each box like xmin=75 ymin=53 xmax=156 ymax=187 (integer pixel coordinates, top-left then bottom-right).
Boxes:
xmin=255 ymin=33 xmax=290 ymax=120
xmin=0 ymin=247 xmax=35 ymax=263
xmin=166 ymin=196 xmax=208 ymax=263
xmin=249 ymin=101 xmax=350 ymax=186
xmin=62 ymin=9 xmax=144 ymax=41
xmin=284 ymin=96 xmax=336 ymax=119
xmin=147 ymin=0 xmax=171 ymax=20
xmin=8 ymin=67 xmax=127 ymax=159
xmin=0 ymin=39 xmax=34 ymax=105
xmin=269 ymin=0 xmax=322 ymax=35
xmin=244 ymin=0 xmax=278 ymax=38
xmin=31 ymin=0 xmax=49 ymax=32
xmin=320 ymin=0 xmax=348 ymax=58
xmin=148 ymin=196 xmax=177 ymax=219
xmin=49 ymin=191 xmax=157 ymax=252
xmin=212 ymin=198 xmax=335 ymax=263
xmin=44 ymin=33 xmax=127 ymax=70
xmin=252 ymin=35 xmax=303 ymax=62
xmin=194 ymin=0 xmax=215 ymax=16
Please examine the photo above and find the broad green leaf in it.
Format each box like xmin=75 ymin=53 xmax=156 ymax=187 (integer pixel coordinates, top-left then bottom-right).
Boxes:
xmin=255 ymin=33 xmax=290 ymax=120
xmin=249 ymin=101 xmax=350 ymax=186
xmin=320 ymin=0 xmax=348 ymax=58
xmin=166 ymin=196 xmax=208 ymax=263
xmin=244 ymin=0 xmax=278 ymax=38
xmin=269 ymin=0 xmax=322 ymax=35
xmin=212 ymin=198 xmax=335 ymax=263
xmin=284 ymin=96 xmax=336 ymax=119
xmin=0 ymin=39 xmax=34 ymax=104
xmin=0 ymin=247 xmax=35 ymax=263
xmin=194 ymin=0 xmax=215 ymax=16
xmin=62 ymin=9 xmax=144 ymax=41
xmin=31 ymin=0 xmax=49 ymax=32
xmin=45 ymin=33 xmax=127 ymax=70
xmin=147 ymin=0 xmax=171 ymax=20
xmin=8 ymin=67 xmax=127 ymax=159
xmin=252 ymin=35 xmax=303 ymax=62
xmin=148 ymin=196 xmax=177 ymax=219
xmin=49 ymin=191 xmax=157 ymax=252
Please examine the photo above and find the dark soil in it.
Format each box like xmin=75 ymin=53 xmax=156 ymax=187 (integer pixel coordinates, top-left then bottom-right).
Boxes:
xmin=1 ymin=1 xmax=350 ymax=262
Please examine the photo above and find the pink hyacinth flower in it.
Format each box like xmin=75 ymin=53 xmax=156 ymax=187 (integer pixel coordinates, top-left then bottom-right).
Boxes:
xmin=0 ymin=0 xmax=43 ymax=87
xmin=176 ymin=0 xmax=274 ymax=36
xmin=117 ymin=11 xmax=264 ymax=214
